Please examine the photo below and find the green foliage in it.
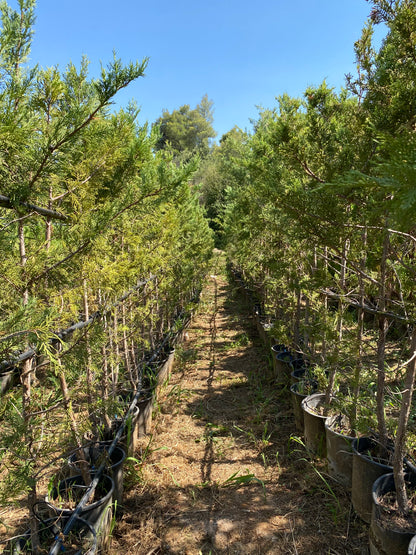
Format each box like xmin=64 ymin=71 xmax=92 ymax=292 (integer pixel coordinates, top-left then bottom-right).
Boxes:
xmin=195 ymin=0 xmax=416 ymax=490
xmin=153 ymin=94 xmax=216 ymax=160
xmin=0 ymin=0 xmax=214 ymax=516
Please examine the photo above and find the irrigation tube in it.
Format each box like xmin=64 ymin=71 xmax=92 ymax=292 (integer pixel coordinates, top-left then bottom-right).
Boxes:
xmin=0 ymin=275 xmax=157 ymax=373
xmin=47 ymin=312 xmax=187 ymax=555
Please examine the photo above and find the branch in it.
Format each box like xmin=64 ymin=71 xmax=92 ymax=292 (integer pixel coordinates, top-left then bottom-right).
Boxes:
xmin=0 ymin=194 xmax=67 ymax=221
xmin=319 ymin=288 xmax=413 ymax=323
xmin=28 ymin=240 xmax=91 ymax=286
xmin=107 ymin=188 xmax=164 ymax=224
xmin=293 ymin=155 xmax=325 ymax=183
xmin=27 ymin=105 xmax=104 ymax=191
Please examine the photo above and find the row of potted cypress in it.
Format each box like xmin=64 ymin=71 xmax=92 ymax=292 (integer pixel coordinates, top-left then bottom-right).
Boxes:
xmin=6 ymin=307 xmax=192 ymax=554
xmin=233 ymin=264 xmax=416 ymax=555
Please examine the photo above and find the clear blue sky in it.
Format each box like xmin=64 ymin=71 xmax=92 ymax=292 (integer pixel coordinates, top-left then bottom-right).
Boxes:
xmin=28 ymin=0 xmax=386 ymax=140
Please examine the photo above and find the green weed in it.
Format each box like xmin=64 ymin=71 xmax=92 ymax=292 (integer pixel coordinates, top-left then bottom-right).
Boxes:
xmin=220 ymin=470 xmax=266 ymax=500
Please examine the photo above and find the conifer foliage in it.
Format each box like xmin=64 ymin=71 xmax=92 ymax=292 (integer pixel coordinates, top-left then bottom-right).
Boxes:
xmin=0 ymin=0 xmax=213 ymax=526
xmin=205 ymin=0 xmax=416 ymax=516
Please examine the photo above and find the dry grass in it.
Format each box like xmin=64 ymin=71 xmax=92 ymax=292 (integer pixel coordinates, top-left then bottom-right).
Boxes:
xmin=110 ymin=262 xmax=369 ymax=554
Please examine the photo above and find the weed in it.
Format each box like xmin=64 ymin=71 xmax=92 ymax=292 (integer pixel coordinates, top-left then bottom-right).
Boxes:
xmin=167 ymin=384 xmax=193 ymax=404
xmin=261 ymin=421 xmax=272 ymax=447
xmin=157 ymin=464 xmax=180 ymax=487
xmin=192 ymin=400 xmax=207 ymax=419
xmin=124 ymin=435 xmax=168 ymax=487
xmin=288 ymin=436 xmax=342 ymax=524
xmin=220 ymin=470 xmax=266 ymax=500
xmin=176 ymin=347 xmax=199 ymax=363
xmin=233 ymin=422 xmax=271 ymax=453
xmin=229 ymin=332 xmax=250 ymax=348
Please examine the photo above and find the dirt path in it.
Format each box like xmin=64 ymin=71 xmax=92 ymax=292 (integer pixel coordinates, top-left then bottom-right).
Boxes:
xmin=111 ymin=255 xmax=368 ymax=554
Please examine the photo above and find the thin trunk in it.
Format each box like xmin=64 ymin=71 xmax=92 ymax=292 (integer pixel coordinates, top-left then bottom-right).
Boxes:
xmin=122 ymin=301 xmax=133 ymax=386
xmin=99 ymin=290 xmax=111 ymax=430
xmin=108 ymin=310 xmax=116 ymax=397
xmin=56 ymin=350 xmax=91 ymax=486
xmin=294 ymin=288 xmax=302 ymax=350
xmin=304 ymin=296 xmax=310 ymax=355
xmin=19 ymin=221 xmax=40 ymax=550
xmin=337 ymin=237 xmax=350 ymax=342
xmin=83 ymin=279 xmax=94 ymax=414
xmin=351 ymin=228 xmax=367 ymax=432
xmin=45 ymin=186 xmax=53 ymax=249
xmin=321 ymin=246 xmax=328 ymax=360
xmin=376 ymin=228 xmax=390 ymax=446
xmin=113 ymin=306 xmax=120 ymax=393
xmin=129 ymin=301 xmax=138 ymax=387
xmin=325 ymin=369 xmax=337 ymax=405
xmin=393 ymin=327 xmax=416 ymax=514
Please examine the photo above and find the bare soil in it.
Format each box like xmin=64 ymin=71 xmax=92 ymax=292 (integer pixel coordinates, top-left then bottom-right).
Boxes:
xmin=110 ymin=258 xmax=370 ymax=554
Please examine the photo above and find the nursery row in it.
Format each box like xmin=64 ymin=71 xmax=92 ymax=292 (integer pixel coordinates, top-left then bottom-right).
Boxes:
xmin=4 ymin=314 xmax=190 ymax=554
xmin=0 ymin=2 xmax=214 ymax=552
xmin=231 ymin=264 xmax=416 ymax=554
xmin=211 ymin=5 xmax=416 ymax=552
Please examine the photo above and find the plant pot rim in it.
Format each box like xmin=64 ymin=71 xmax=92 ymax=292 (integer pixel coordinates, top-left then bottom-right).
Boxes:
xmin=290 ymin=380 xmax=318 ymax=396
xmin=70 ymin=442 xmax=127 ymax=468
xmin=325 ymin=414 xmax=355 ymax=440
xmin=46 ymin=473 xmax=114 ymax=514
xmin=301 ymin=392 xmax=330 ymax=419
xmin=271 ymin=343 xmax=287 ymax=353
xmin=371 ymin=472 xmax=416 ymax=536
xmin=352 ymin=436 xmax=394 ymax=470
xmin=11 ymin=515 xmax=97 ymax=554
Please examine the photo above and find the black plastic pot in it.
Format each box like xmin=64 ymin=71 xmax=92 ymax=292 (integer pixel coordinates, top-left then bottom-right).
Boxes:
xmin=325 ymin=414 xmax=354 ymax=488
xmin=290 ymin=367 xmax=307 ymax=384
xmin=108 ymin=392 xmax=141 ymax=456
xmin=369 ymin=472 xmax=416 ymax=555
xmin=45 ymin=473 xmax=114 ymax=551
xmin=136 ymin=392 xmax=154 ymax=437
xmin=10 ymin=515 xmax=97 ymax=554
xmin=68 ymin=442 xmax=126 ymax=510
xmin=158 ymin=348 xmax=175 ymax=385
xmin=0 ymin=367 xmax=18 ymax=395
xmin=118 ymin=389 xmax=154 ymax=442
xmin=290 ymin=380 xmax=318 ymax=432
xmin=301 ymin=393 xmax=329 ymax=456
xmin=274 ymin=351 xmax=295 ymax=385
xmin=270 ymin=344 xmax=287 ymax=376
xmin=351 ymin=437 xmax=393 ymax=523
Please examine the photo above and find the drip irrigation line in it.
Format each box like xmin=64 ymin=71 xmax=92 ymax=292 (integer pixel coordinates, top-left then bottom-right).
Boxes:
xmin=0 ymin=275 xmax=157 ymax=372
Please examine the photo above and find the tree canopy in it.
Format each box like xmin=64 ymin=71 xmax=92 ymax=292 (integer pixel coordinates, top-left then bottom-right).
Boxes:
xmin=153 ymin=94 xmax=216 ymax=160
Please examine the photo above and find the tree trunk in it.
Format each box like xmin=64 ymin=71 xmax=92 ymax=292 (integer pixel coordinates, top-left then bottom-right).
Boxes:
xmin=294 ymin=288 xmax=302 ymax=350
xmin=351 ymin=228 xmax=367 ymax=432
xmin=56 ymin=350 xmax=91 ymax=486
xmin=376 ymin=228 xmax=390 ymax=446
xmin=393 ymin=327 xmax=416 ymax=514
xmin=83 ymin=279 xmax=95 ymax=419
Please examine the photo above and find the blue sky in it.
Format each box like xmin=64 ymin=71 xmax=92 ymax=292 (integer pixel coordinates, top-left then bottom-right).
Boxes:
xmin=28 ymin=0 xmax=387 ymax=140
